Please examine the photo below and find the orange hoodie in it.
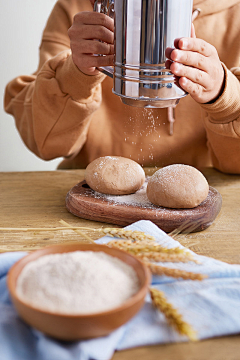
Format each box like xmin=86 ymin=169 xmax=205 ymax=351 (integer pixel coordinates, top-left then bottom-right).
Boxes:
xmin=4 ymin=0 xmax=240 ymax=173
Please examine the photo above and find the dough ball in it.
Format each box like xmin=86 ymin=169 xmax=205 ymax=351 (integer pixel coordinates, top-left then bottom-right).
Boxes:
xmin=147 ymin=164 xmax=209 ymax=209
xmin=85 ymin=156 xmax=145 ymax=195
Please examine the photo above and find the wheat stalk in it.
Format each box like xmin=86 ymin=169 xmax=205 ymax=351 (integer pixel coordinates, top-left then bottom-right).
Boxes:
xmin=0 ymin=222 xmax=155 ymax=244
xmin=107 ymin=239 xmax=200 ymax=264
xmin=108 ymin=241 xmax=191 ymax=255
xmin=107 ymin=240 xmax=159 ymax=250
xmin=59 ymin=222 xmax=156 ymax=243
xmin=134 ymin=246 xmax=189 ymax=255
xmin=146 ymin=262 xmax=207 ymax=280
xmin=0 ymin=226 xmax=94 ymax=232
xmin=150 ymin=288 xmax=198 ymax=341
xmin=136 ymin=252 xmax=199 ymax=264
xmin=59 ymin=220 xmax=95 ymax=243
xmin=101 ymin=228 xmax=155 ymax=242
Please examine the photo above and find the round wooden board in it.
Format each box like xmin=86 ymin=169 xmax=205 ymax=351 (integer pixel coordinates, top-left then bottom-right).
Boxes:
xmin=65 ymin=181 xmax=222 ymax=233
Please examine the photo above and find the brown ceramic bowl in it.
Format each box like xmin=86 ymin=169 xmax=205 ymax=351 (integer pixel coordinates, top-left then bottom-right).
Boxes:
xmin=7 ymin=243 xmax=151 ymax=341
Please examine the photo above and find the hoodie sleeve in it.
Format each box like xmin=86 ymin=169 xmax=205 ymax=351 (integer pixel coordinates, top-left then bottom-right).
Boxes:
xmin=4 ymin=0 xmax=105 ymax=160
xmin=200 ymin=64 xmax=240 ymax=174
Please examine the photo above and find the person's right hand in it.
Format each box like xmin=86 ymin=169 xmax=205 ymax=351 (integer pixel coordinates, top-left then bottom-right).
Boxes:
xmin=68 ymin=11 xmax=114 ymax=76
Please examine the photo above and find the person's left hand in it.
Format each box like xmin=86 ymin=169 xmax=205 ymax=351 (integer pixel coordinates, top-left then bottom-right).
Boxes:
xmin=165 ymin=26 xmax=225 ymax=104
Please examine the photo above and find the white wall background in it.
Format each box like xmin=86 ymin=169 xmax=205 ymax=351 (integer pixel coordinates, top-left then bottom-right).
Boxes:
xmin=0 ymin=0 xmax=62 ymax=171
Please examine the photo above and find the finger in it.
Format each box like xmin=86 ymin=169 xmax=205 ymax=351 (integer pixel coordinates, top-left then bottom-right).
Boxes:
xmin=81 ymin=24 xmax=114 ymax=43
xmin=165 ymin=47 xmax=174 ymax=60
xmin=170 ymin=62 xmax=208 ymax=88
xmin=74 ymin=12 xmax=114 ymax=31
xmin=173 ymin=38 xmax=182 ymax=49
xmin=170 ymin=49 xmax=209 ymax=72
xmin=177 ymin=37 xmax=214 ymax=57
xmin=81 ymin=54 xmax=115 ymax=68
xmin=178 ymin=77 xmax=205 ymax=103
xmin=80 ymin=40 xmax=114 ymax=55
xmin=165 ymin=59 xmax=172 ymax=70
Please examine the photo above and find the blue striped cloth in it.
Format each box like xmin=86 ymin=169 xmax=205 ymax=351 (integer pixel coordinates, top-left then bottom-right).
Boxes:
xmin=1 ymin=220 xmax=240 ymax=360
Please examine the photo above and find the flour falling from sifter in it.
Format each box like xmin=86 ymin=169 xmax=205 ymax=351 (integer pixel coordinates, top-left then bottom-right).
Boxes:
xmin=16 ymin=251 xmax=140 ymax=314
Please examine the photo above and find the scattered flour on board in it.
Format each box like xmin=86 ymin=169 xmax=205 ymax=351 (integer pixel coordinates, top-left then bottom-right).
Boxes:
xmin=16 ymin=251 xmax=140 ymax=315
xmin=91 ymin=178 xmax=212 ymax=216
xmin=94 ymin=181 xmax=154 ymax=208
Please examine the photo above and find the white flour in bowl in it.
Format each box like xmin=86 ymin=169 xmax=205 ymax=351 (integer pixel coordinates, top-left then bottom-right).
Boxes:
xmin=16 ymin=251 xmax=140 ymax=314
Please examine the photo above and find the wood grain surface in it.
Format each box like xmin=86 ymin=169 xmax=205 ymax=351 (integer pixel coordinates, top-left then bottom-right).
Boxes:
xmin=0 ymin=168 xmax=240 ymax=261
xmin=66 ymin=180 xmax=222 ymax=233
xmin=1 ymin=168 xmax=240 ymax=360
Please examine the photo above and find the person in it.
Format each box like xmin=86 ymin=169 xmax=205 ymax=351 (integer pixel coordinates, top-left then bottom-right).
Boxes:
xmin=4 ymin=0 xmax=240 ymax=173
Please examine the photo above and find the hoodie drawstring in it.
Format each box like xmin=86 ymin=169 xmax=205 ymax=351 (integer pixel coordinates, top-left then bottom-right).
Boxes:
xmin=167 ymin=106 xmax=176 ymax=136
xmin=167 ymin=8 xmax=201 ymax=136
xmin=192 ymin=8 xmax=201 ymax=21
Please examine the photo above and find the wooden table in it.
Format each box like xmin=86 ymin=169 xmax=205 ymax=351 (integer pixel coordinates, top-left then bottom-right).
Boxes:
xmin=1 ymin=168 xmax=240 ymax=359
